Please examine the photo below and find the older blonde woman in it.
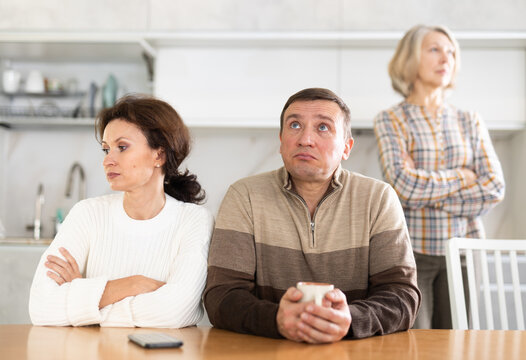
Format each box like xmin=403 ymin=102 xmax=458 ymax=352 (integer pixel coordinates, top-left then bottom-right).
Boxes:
xmin=373 ymin=25 xmax=505 ymax=329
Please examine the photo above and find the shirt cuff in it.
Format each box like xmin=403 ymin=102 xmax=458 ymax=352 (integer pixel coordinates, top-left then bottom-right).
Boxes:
xmin=66 ymin=276 xmax=108 ymax=326
xmin=100 ymin=296 xmax=135 ymax=327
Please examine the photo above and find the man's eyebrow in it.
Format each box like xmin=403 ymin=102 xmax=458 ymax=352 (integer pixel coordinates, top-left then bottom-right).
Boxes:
xmin=285 ymin=113 xmax=301 ymax=121
xmin=284 ymin=114 xmax=335 ymax=122
xmin=315 ymin=115 xmax=335 ymax=123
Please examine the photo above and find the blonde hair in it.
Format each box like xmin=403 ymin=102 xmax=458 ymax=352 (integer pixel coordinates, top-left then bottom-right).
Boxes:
xmin=388 ymin=24 xmax=461 ymax=98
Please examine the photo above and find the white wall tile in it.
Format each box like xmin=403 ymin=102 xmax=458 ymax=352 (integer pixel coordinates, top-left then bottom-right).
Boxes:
xmin=342 ymin=0 xmax=526 ymax=30
xmin=341 ymin=131 xmax=382 ymax=179
xmin=510 ymin=130 xmax=526 ymax=238
xmin=1 ymin=0 xmax=525 ymax=32
xmin=4 ymin=129 xmax=112 ymax=238
xmin=0 ymin=0 xmax=149 ymax=30
xmin=0 ymin=127 xmax=7 ymax=235
xmin=149 ymin=0 xmax=342 ymax=31
xmin=185 ymin=128 xmax=283 ymax=214
xmin=186 ymin=129 xmax=384 ymax=216
xmin=481 ymin=135 xmax=515 ymax=239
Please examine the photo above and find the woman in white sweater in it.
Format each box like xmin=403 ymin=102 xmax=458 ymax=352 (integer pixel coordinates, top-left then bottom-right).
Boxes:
xmin=29 ymin=95 xmax=214 ymax=328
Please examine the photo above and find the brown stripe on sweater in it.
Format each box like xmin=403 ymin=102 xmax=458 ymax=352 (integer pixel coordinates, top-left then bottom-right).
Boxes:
xmin=208 ymin=228 xmax=255 ymax=275
xmin=204 ymin=266 xmax=255 ymax=327
xmin=206 ymin=264 xmax=370 ymax=311
xmin=254 ymin=242 xmax=370 ymax=291
xmin=204 ymin=266 xmax=281 ymax=338
xmin=369 ymin=265 xmax=418 ymax=289
xmin=256 ymin=284 xmax=368 ymax=304
xmin=348 ymin=265 xmax=421 ymax=338
xmin=369 ymin=228 xmax=416 ymax=275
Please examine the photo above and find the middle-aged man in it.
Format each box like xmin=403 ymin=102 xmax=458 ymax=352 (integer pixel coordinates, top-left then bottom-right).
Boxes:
xmin=204 ymin=88 xmax=421 ymax=343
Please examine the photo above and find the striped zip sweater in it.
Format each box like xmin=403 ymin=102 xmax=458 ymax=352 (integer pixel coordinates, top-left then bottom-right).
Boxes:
xmin=204 ymin=166 xmax=421 ymax=339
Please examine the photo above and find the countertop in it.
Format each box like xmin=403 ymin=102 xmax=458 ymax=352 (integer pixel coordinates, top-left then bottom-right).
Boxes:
xmin=0 ymin=237 xmax=52 ymax=246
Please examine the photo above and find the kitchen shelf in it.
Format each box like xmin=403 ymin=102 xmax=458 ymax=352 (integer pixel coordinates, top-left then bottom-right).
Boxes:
xmin=0 ymin=32 xmax=152 ymax=62
xmin=1 ymin=91 xmax=90 ymax=118
xmin=0 ymin=117 xmax=94 ymax=129
xmin=1 ymin=91 xmax=85 ymax=98
xmin=1 ymin=30 xmax=526 ymax=63
xmin=0 ymin=238 xmax=52 ymax=246
xmin=145 ymin=30 xmax=526 ymax=48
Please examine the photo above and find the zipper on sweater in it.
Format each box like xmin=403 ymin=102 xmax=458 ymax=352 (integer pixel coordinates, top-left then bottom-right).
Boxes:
xmin=310 ymin=221 xmax=315 ymax=247
xmin=286 ymin=188 xmax=336 ymax=248
xmin=310 ymin=191 xmax=334 ymax=247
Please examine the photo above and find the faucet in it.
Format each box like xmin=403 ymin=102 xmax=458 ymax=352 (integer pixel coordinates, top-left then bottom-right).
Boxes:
xmin=26 ymin=183 xmax=44 ymax=240
xmin=65 ymin=162 xmax=86 ymax=201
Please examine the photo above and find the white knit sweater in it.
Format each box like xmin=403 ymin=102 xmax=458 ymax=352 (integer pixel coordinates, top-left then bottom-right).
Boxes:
xmin=29 ymin=193 xmax=214 ymax=328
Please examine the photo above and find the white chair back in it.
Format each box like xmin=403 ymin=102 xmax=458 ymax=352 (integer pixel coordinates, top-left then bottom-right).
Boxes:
xmin=446 ymin=237 xmax=526 ymax=330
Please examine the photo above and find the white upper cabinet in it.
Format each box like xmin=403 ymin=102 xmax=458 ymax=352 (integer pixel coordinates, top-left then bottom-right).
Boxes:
xmin=155 ymin=46 xmax=340 ymax=127
xmin=153 ymin=32 xmax=526 ymax=130
xmin=339 ymin=48 xmax=399 ymax=126
xmin=449 ymin=49 xmax=525 ymax=130
xmin=1 ymin=30 xmax=525 ymax=130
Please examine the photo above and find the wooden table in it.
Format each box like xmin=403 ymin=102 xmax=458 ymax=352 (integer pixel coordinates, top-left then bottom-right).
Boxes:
xmin=1 ymin=325 xmax=525 ymax=360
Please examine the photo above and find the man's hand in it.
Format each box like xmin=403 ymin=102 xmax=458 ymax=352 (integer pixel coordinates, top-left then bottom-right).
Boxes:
xmin=277 ymin=287 xmax=352 ymax=344
xmin=298 ymin=289 xmax=352 ymax=344
xmin=276 ymin=287 xmax=310 ymax=342
xmin=45 ymin=247 xmax=82 ymax=285
xmin=296 ymin=289 xmax=352 ymax=343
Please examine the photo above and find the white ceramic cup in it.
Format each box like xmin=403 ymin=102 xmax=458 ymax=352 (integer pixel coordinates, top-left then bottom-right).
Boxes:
xmin=2 ymin=69 xmax=21 ymax=93
xmin=25 ymin=70 xmax=45 ymax=94
xmin=296 ymin=282 xmax=334 ymax=306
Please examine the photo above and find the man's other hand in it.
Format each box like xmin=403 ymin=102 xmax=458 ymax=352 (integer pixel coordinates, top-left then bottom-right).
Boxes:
xmin=277 ymin=287 xmax=351 ymax=343
xmin=297 ymin=289 xmax=351 ymax=343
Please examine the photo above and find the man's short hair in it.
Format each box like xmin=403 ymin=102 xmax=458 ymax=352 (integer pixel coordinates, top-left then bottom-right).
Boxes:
xmin=280 ymin=88 xmax=352 ymax=141
xmin=388 ymin=24 xmax=461 ymax=98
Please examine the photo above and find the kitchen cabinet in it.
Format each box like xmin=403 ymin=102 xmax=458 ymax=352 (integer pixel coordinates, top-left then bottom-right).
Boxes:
xmin=152 ymin=30 xmax=526 ymax=132
xmin=0 ymin=32 xmax=153 ymax=129
xmin=0 ymin=243 xmax=48 ymax=324
xmin=1 ymin=30 xmax=526 ymax=131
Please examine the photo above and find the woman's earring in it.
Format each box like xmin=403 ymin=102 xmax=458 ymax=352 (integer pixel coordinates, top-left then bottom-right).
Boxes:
xmin=156 ymin=164 xmax=160 ymax=168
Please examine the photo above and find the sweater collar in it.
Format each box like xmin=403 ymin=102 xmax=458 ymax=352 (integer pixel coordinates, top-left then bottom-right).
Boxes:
xmin=279 ymin=165 xmax=344 ymax=191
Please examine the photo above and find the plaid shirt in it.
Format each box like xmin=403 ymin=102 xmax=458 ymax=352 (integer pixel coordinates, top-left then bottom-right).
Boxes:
xmin=373 ymin=101 xmax=505 ymax=256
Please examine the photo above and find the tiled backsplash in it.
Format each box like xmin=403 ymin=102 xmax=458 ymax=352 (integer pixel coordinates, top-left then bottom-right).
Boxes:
xmin=0 ymin=126 xmax=515 ymax=239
